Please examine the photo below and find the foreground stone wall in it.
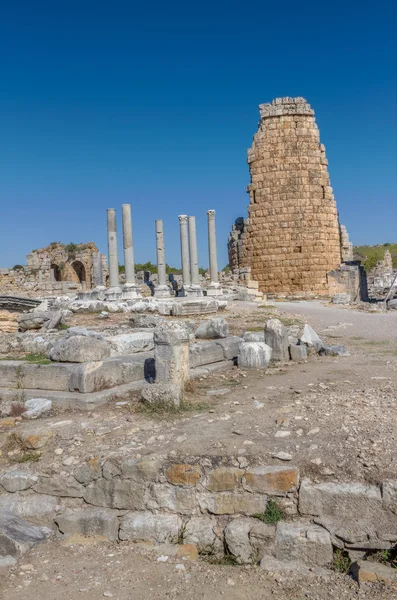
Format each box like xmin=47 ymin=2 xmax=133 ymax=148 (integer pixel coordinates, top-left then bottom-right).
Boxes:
xmin=230 ymin=97 xmax=343 ymax=296
xmin=0 ymin=455 xmax=395 ymax=568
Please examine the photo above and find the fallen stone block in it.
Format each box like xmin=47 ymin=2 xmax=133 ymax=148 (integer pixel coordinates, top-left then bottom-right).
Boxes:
xmin=106 ymin=332 xmax=154 ymax=356
xmin=214 ymin=336 xmax=242 ymax=360
xmin=238 ymin=342 xmax=272 ymax=369
xmin=243 ymin=331 xmax=265 ymax=342
xmin=195 ymin=318 xmax=229 ymax=339
xmin=119 ymin=511 xmax=181 ymax=543
xmin=388 ymin=299 xmax=397 ymax=310
xmin=22 ymin=398 xmax=52 ymax=419
xmin=299 ymin=479 xmax=382 ymax=520
xmin=18 ymin=311 xmax=62 ymax=332
xmin=48 ymin=335 xmax=111 ymax=363
xmin=189 ymin=341 xmax=224 ymax=368
xmin=351 ymin=560 xmax=397 ymax=584
xmin=225 ymin=517 xmax=276 ymax=564
xmin=264 ymin=319 xmax=290 ymax=362
xmin=55 ymin=508 xmax=119 ymax=541
xmin=319 ymin=345 xmax=347 ymax=357
xmin=129 ymin=314 xmax=165 ymax=328
xmin=299 ymin=324 xmax=324 ymax=352
xmin=289 ymin=344 xmax=307 ymax=362
xmin=332 ymin=293 xmax=351 ymax=305
xmin=275 ymin=522 xmax=333 ymax=567
xmin=171 ymin=299 xmax=219 ymax=317
xmin=0 ymin=510 xmax=51 ymax=559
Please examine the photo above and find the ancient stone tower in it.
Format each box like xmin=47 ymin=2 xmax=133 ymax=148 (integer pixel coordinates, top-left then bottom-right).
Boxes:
xmin=229 ymin=97 xmax=343 ymax=295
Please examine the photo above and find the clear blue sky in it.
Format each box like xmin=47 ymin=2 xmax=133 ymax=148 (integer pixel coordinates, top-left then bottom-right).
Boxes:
xmin=1 ymin=0 xmax=396 ymax=270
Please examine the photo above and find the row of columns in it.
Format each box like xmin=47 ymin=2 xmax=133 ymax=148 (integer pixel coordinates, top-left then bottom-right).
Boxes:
xmin=104 ymin=207 xmax=222 ymax=299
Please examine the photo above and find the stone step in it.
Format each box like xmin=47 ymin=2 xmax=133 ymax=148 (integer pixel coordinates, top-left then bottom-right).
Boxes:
xmin=0 ymin=380 xmax=147 ymax=410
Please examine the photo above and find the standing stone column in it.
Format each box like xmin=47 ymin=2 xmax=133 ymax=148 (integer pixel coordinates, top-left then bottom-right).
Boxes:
xmin=154 ymin=219 xmax=170 ymax=297
xmin=121 ymin=203 xmax=141 ymax=299
xmin=105 ymin=209 xmax=122 ymax=300
xmin=206 ymin=209 xmax=222 ymax=296
xmin=178 ymin=215 xmax=191 ymax=296
xmin=188 ymin=216 xmax=203 ymax=296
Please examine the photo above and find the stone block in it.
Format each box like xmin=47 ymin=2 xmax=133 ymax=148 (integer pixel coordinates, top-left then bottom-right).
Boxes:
xmin=299 ymin=324 xmax=324 ymax=352
xmin=84 ymin=478 xmax=148 ymax=510
xmin=243 ymin=331 xmax=265 ymax=342
xmin=166 ymin=464 xmax=201 ymax=486
xmin=0 ymin=361 xmax=23 ymax=387
xmin=17 ymin=428 xmax=54 ymax=449
xmin=103 ymin=455 xmax=163 ymax=482
xmin=73 ymin=457 xmax=101 ymax=485
xmin=70 ymin=354 xmax=152 ymax=393
xmin=351 ymin=559 xmax=397 ymax=584
xmin=0 ymin=470 xmax=38 ymax=493
xmin=171 ymin=299 xmax=218 ymax=316
xmin=150 ymin=484 xmax=197 ymax=514
xmin=141 ymin=382 xmax=182 ymax=408
xmin=214 ymin=336 xmax=242 ymax=360
xmin=55 ymin=508 xmax=119 ymax=541
xmin=243 ymin=466 xmax=299 ymax=496
xmin=34 ymin=475 xmax=84 ymax=498
xmin=275 ymin=522 xmax=333 ymax=567
xmin=119 ymin=511 xmax=181 ymax=543
xmin=19 ymin=363 xmax=75 ymax=391
xmin=106 ymin=332 xmax=154 ymax=356
xmin=0 ymin=494 xmax=57 ymax=526
xmin=183 ymin=516 xmax=217 ymax=552
xmin=22 ymin=398 xmax=52 ymax=419
xmin=189 ymin=342 xmax=224 ymax=368
xmin=382 ymin=480 xmax=397 ymax=514
xmin=299 ymin=479 xmax=382 ymax=520
xmin=195 ymin=318 xmax=229 ymax=339
xmin=264 ymin=319 xmax=289 ymax=362
xmin=0 ymin=510 xmax=51 ymax=559
xmin=319 ymin=345 xmax=347 ymax=357
xmin=224 ymin=518 xmax=256 ymax=564
xmin=48 ymin=335 xmax=111 ymax=363
xmin=129 ymin=314 xmax=165 ymax=328
xmin=198 ymin=491 xmax=267 ymax=516
xmin=205 ymin=467 xmax=244 ymax=492
xmin=289 ymin=345 xmax=307 ymax=362
xmin=238 ymin=342 xmax=272 ymax=369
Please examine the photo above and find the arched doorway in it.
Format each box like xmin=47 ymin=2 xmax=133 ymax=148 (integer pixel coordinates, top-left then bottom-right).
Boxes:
xmin=51 ymin=264 xmax=61 ymax=282
xmin=71 ymin=261 xmax=86 ymax=287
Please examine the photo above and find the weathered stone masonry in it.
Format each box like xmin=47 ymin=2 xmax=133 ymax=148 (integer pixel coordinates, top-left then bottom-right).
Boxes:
xmin=229 ymin=97 xmax=343 ymax=296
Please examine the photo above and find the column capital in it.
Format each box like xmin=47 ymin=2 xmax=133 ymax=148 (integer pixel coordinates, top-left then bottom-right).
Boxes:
xmin=178 ymin=214 xmax=188 ymax=223
xmin=207 ymin=209 xmax=216 ymax=217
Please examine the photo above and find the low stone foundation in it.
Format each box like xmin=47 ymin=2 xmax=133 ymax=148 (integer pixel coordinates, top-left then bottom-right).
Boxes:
xmin=0 ymin=454 xmax=395 ymax=569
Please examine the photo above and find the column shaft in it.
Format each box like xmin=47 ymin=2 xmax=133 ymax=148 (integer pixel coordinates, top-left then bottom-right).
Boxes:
xmin=178 ymin=215 xmax=191 ymax=290
xmin=207 ymin=209 xmax=219 ymax=285
xmin=188 ymin=216 xmax=200 ymax=287
xmin=107 ymin=209 xmax=120 ymax=288
xmin=121 ymin=204 xmax=136 ymax=284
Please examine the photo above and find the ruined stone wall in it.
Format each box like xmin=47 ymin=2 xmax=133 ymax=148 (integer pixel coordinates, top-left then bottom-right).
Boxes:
xmin=367 ymin=250 xmax=395 ymax=298
xmin=0 ymin=242 xmax=108 ymax=297
xmin=237 ymin=97 xmax=342 ymax=296
xmin=340 ymin=224 xmax=353 ymax=262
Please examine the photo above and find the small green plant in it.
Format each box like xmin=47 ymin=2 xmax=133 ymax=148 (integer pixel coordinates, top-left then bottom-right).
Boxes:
xmin=49 ymin=241 xmax=61 ymax=247
xmin=16 ymin=452 xmax=41 ymax=463
xmin=65 ymin=242 xmax=78 ymax=254
xmin=12 ymin=264 xmax=24 ymax=271
xmin=58 ymin=323 xmax=69 ymax=330
xmin=253 ymin=499 xmax=285 ymax=524
xmin=333 ymin=548 xmax=351 ymax=573
xmin=368 ymin=547 xmax=397 ymax=569
xmin=0 ymin=354 xmax=50 ymax=364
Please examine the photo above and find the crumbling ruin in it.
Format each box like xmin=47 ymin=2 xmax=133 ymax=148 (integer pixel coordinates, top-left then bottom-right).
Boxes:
xmin=228 ymin=97 xmax=355 ymax=297
xmin=0 ymin=242 xmax=108 ymax=296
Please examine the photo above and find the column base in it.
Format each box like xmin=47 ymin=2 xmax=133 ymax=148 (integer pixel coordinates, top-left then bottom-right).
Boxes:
xmin=206 ymin=283 xmax=223 ymax=297
xmin=104 ymin=286 xmax=123 ymax=301
xmin=154 ymin=284 xmax=171 ymax=298
xmin=122 ymin=283 xmax=142 ymax=300
xmin=183 ymin=285 xmax=203 ymax=297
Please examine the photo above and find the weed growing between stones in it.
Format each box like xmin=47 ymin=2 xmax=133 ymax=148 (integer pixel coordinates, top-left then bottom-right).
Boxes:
xmin=0 ymin=353 xmax=51 ymax=365
xmin=16 ymin=452 xmax=41 ymax=463
xmin=253 ymin=499 xmax=285 ymax=524
xmin=368 ymin=546 xmax=397 ymax=569
xmin=332 ymin=548 xmax=351 ymax=573
xmin=58 ymin=323 xmax=70 ymax=330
